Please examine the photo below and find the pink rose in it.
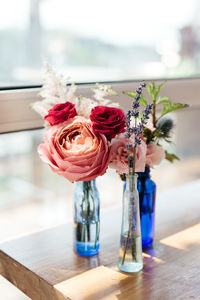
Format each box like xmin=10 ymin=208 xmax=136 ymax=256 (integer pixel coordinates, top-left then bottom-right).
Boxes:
xmin=38 ymin=116 xmax=110 ymax=182
xmin=109 ymin=133 xmax=147 ymax=174
xmin=146 ymin=143 xmax=165 ymax=168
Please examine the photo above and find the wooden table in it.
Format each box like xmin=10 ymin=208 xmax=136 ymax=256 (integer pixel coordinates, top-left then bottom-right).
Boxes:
xmin=1 ymin=180 xmax=200 ymax=300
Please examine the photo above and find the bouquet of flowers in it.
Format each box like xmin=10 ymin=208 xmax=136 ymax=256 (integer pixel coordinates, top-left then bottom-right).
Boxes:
xmin=124 ymin=80 xmax=189 ymax=164
xmin=32 ymin=63 xmax=125 ymax=183
xmin=118 ymin=81 xmax=189 ymax=249
xmin=117 ymin=82 xmax=153 ymax=273
xmin=32 ymin=63 xmax=129 ymax=256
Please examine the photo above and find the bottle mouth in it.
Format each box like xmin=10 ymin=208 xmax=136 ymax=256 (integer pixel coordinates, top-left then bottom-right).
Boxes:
xmin=137 ymin=166 xmax=150 ymax=178
xmin=125 ymin=174 xmax=138 ymax=179
xmin=125 ymin=174 xmax=138 ymax=191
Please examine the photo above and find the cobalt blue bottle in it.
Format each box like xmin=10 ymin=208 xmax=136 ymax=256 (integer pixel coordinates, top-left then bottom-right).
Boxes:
xmin=137 ymin=167 xmax=156 ymax=248
xmin=74 ymin=180 xmax=100 ymax=256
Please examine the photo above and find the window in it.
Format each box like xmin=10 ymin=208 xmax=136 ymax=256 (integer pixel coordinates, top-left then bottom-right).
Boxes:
xmin=1 ymin=0 xmax=200 ymax=87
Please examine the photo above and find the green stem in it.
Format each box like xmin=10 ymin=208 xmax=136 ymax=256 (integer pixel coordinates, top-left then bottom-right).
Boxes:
xmin=80 ymin=181 xmax=91 ymax=243
xmin=86 ymin=182 xmax=91 ymax=242
xmin=152 ymin=100 xmax=157 ymax=128
xmin=121 ymin=178 xmax=137 ymax=265
xmin=90 ymin=187 xmax=99 ymax=249
xmin=128 ymin=148 xmax=131 ymax=176
xmin=131 ymin=233 xmax=137 ymax=261
xmin=80 ymin=199 xmax=86 ymax=242
xmin=81 ymin=223 xmax=86 ymax=242
xmin=94 ymin=222 xmax=98 ymax=249
xmin=132 ymin=115 xmax=137 ymax=176
xmin=121 ymin=227 xmax=130 ymax=265
xmin=132 ymin=145 xmax=137 ymax=176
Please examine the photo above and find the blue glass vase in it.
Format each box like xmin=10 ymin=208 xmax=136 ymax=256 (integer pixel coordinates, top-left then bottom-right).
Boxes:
xmin=137 ymin=167 xmax=156 ymax=248
xmin=74 ymin=180 xmax=100 ymax=256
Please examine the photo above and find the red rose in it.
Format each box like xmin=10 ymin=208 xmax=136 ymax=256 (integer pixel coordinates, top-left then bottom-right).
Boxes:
xmin=90 ymin=106 xmax=125 ymax=140
xmin=44 ymin=102 xmax=77 ymax=126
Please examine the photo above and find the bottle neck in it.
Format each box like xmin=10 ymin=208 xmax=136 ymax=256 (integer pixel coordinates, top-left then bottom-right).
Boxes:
xmin=125 ymin=174 xmax=138 ymax=192
xmin=77 ymin=179 xmax=96 ymax=188
xmin=137 ymin=166 xmax=151 ymax=180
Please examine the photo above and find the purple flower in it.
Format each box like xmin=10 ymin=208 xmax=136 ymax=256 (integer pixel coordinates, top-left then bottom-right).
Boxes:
xmin=135 ymin=137 xmax=142 ymax=145
xmin=124 ymin=81 xmax=152 ymax=174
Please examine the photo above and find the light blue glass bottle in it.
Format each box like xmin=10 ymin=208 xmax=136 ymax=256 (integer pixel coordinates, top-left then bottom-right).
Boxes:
xmin=74 ymin=180 xmax=100 ymax=256
xmin=118 ymin=174 xmax=143 ymax=273
xmin=137 ymin=167 xmax=156 ymax=248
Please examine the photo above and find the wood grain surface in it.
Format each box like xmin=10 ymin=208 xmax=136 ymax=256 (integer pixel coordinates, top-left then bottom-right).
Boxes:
xmin=1 ymin=180 xmax=200 ymax=300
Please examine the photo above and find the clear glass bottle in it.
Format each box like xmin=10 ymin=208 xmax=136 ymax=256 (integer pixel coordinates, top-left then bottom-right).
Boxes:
xmin=137 ymin=167 xmax=156 ymax=248
xmin=74 ymin=180 xmax=100 ymax=256
xmin=118 ymin=174 xmax=143 ymax=273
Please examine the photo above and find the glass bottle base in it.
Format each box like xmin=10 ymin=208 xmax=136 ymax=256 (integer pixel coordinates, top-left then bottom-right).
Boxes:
xmin=74 ymin=241 xmax=99 ymax=256
xmin=118 ymin=260 xmax=143 ymax=273
xmin=118 ymin=234 xmax=143 ymax=273
xmin=142 ymin=237 xmax=153 ymax=248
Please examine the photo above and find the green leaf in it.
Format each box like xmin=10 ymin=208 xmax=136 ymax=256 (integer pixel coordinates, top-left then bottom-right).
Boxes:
xmin=165 ymin=151 xmax=180 ymax=163
xmin=146 ymin=83 xmax=152 ymax=96
xmin=123 ymin=91 xmax=147 ymax=106
xmin=156 ymin=97 xmax=171 ymax=104
xmin=146 ymin=83 xmax=155 ymax=100
xmin=161 ymin=103 xmax=189 ymax=117
xmin=106 ymin=89 xmax=118 ymax=96
xmin=157 ymin=81 xmax=167 ymax=93
xmin=123 ymin=91 xmax=136 ymax=98
xmin=147 ymin=81 xmax=167 ymax=102
xmin=139 ymin=95 xmax=148 ymax=106
xmin=138 ymin=112 xmax=143 ymax=119
xmin=154 ymin=81 xmax=167 ymax=100
xmin=152 ymin=81 xmax=156 ymax=90
xmin=146 ymin=81 xmax=158 ymax=102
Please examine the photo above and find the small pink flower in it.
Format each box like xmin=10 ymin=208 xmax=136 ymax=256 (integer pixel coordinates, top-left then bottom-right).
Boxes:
xmin=38 ymin=116 xmax=110 ymax=182
xmin=146 ymin=143 xmax=165 ymax=168
xmin=109 ymin=133 xmax=147 ymax=174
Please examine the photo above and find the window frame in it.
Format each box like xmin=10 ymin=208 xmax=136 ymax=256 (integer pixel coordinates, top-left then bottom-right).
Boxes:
xmin=0 ymin=78 xmax=199 ymax=134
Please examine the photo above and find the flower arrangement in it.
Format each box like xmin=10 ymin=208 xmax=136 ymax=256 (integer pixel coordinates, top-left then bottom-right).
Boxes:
xmin=117 ymin=83 xmax=153 ymax=271
xmin=33 ymin=63 xmax=185 ymax=183
xmin=109 ymin=81 xmax=189 ymax=180
xmin=111 ymin=82 xmax=153 ymax=177
xmin=32 ymin=64 xmax=129 ymax=256
xmin=120 ymin=81 xmax=189 ymax=250
xmin=124 ymin=81 xmax=189 ymax=164
xmin=32 ymin=63 xmax=125 ymax=182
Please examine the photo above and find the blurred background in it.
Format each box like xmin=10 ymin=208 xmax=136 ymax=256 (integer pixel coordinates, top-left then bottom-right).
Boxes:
xmin=1 ymin=0 xmax=200 ymax=87
xmin=0 ymin=0 xmax=200 ymax=299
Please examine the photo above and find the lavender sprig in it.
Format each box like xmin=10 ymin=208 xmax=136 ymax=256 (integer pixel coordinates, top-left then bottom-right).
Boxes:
xmin=122 ymin=83 xmax=152 ymax=266
xmin=125 ymin=82 xmax=153 ymax=176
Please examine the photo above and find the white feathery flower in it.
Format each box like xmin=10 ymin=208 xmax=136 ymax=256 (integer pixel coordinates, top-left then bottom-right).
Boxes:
xmin=31 ymin=62 xmax=122 ymax=120
xmin=74 ymin=96 xmax=96 ymax=119
xmin=30 ymin=101 xmax=52 ymax=117
xmin=99 ymin=98 xmax=121 ymax=109
xmin=32 ymin=62 xmax=77 ymax=117
xmin=92 ymin=83 xmax=117 ymax=100
xmin=92 ymin=83 xmax=121 ymax=108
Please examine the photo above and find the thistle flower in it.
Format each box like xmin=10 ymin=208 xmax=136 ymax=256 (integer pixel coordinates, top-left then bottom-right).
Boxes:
xmin=156 ymin=118 xmax=174 ymax=138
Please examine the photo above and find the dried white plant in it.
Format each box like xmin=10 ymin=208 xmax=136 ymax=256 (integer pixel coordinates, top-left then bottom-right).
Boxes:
xmin=31 ymin=62 xmax=121 ymax=119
